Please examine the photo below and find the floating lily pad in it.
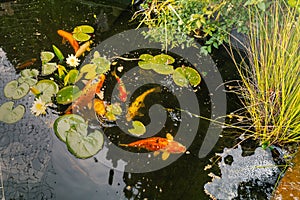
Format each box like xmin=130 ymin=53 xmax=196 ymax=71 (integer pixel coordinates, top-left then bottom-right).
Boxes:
xmin=173 ymin=67 xmax=201 ymax=87
xmin=93 ymin=57 xmax=110 ymax=74
xmin=138 ymin=54 xmax=174 ymax=74
xmin=153 ymin=54 xmax=175 ymax=65
xmin=21 ymin=69 xmax=39 ymax=77
xmin=138 ymin=54 xmax=154 ymax=69
xmin=152 ymin=64 xmax=174 ymax=75
xmin=41 ymin=51 xmax=55 ymax=64
xmin=80 ymin=64 xmax=97 ymax=79
xmin=128 ymin=120 xmax=146 ymax=136
xmin=18 ymin=69 xmax=39 ymax=86
xmin=42 ymin=62 xmax=57 ymax=76
xmin=35 ymin=80 xmax=59 ymax=102
xmin=53 ymin=114 xmax=87 ymax=142
xmin=0 ymin=101 xmax=25 ymax=124
xmin=64 ymin=69 xmax=79 ymax=86
xmin=73 ymin=25 xmax=94 ymax=42
xmin=67 ymin=128 xmax=104 ymax=159
xmin=105 ymin=103 xmax=122 ymax=121
xmin=52 ymin=45 xmax=64 ymax=61
xmin=56 ymin=85 xmax=81 ymax=105
xmin=4 ymin=80 xmax=30 ymax=99
xmin=73 ymin=32 xmax=91 ymax=42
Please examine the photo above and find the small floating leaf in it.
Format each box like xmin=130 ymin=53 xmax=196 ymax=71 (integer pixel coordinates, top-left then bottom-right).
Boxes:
xmin=184 ymin=67 xmax=201 ymax=86
xmin=93 ymin=57 xmax=110 ymax=74
xmin=41 ymin=51 xmax=55 ymax=64
xmin=21 ymin=69 xmax=39 ymax=77
xmin=128 ymin=120 xmax=146 ymax=136
xmin=64 ymin=69 xmax=79 ymax=86
xmin=73 ymin=25 xmax=94 ymax=34
xmin=35 ymin=80 xmax=59 ymax=102
xmin=172 ymin=68 xmax=189 ymax=87
xmin=53 ymin=114 xmax=87 ymax=142
xmin=80 ymin=64 xmax=97 ymax=79
xmin=56 ymin=85 xmax=81 ymax=105
xmin=0 ymin=101 xmax=25 ymax=124
xmin=4 ymin=80 xmax=30 ymax=99
xmin=152 ymin=64 xmax=174 ymax=75
xmin=153 ymin=54 xmax=175 ymax=65
xmin=107 ymin=103 xmax=122 ymax=116
xmin=73 ymin=32 xmax=91 ymax=42
xmin=42 ymin=62 xmax=57 ymax=76
xmin=138 ymin=54 xmax=154 ymax=69
xmin=52 ymin=45 xmax=64 ymax=61
xmin=67 ymin=128 xmax=104 ymax=159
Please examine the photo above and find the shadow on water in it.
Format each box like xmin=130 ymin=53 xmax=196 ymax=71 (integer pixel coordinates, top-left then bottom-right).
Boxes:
xmin=0 ymin=1 xmax=281 ymax=199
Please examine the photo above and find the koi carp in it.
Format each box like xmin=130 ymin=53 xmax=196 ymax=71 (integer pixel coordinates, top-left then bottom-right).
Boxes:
xmin=65 ymin=74 xmax=105 ymax=115
xmin=111 ymin=69 xmax=127 ymax=102
xmin=126 ymin=87 xmax=160 ymax=121
xmin=120 ymin=133 xmax=186 ymax=160
xmin=57 ymin=30 xmax=79 ymax=53
xmin=75 ymin=40 xmax=93 ymax=58
xmin=16 ymin=58 xmax=37 ymax=70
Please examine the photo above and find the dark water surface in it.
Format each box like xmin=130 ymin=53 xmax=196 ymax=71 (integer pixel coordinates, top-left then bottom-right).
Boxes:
xmin=0 ymin=1 xmax=280 ymax=199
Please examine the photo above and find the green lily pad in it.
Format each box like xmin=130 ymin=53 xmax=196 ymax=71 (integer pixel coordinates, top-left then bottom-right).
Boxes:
xmin=4 ymin=80 xmax=30 ymax=99
xmin=67 ymin=128 xmax=104 ymax=159
xmin=153 ymin=54 xmax=175 ymax=65
xmin=35 ymin=80 xmax=59 ymax=102
xmin=53 ymin=114 xmax=87 ymax=142
xmin=0 ymin=101 xmax=25 ymax=124
xmin=21 ymin=69 xmax=39 ymax=77
xmin=173 ymin=68 xmax=189 ymax=87
xmin=152 ymin=64 xmax=174 ymax=75
xmin=41 ymin=51 xmax=55 ymax=64
xmin=64 ymin=69 xmax=79 ymax=86
xmin=42 ymin=62 xmax=57 ymax=76
xmin=172 ymin=67 xmax=201 ymax=87
xmin=138 ymin=54 xmax=174 ymax=74
xmin=93 ymin=57 xmax=110 ymax=74
xmin=73 ymin=32 xmax=91 ymax=42
xmin=128 ymin=120 xmax=146 ymax=136
xmin=18 ymin=69 xmax=39 ymax=86
xmin=56 ymin=85 xmax=81 ymax=105
xmin=80 ymin=64 xmax=97 ymax=79
xmin=52 ymin=45 xmax=64 ymax=61
xmin=138 ymin=54 xmax=154 ymax=69
xmin=73 ymin=25 xmax=94 ymax=34
xmin=105 ymin=103 xmax=122 ymax=121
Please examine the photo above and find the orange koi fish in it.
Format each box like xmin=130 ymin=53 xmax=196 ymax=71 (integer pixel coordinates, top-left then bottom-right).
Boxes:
xmin=126 ymin=87 xmax=160 ymax=121
xmin=65 ymin=74 xmax=105 ymax=114
xmin=120 ymin=133 xmax=186 ymax=160
xmin=111 ymin=70 xmax=127 ymax=102
xmin=57 ymin=30 xmax=79 ymax=53
xmin=75 ymin=40 xmax=93 ymax=58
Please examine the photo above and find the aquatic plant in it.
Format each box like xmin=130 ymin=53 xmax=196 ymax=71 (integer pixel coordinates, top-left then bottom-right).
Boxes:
xmin=131 ymin=0 xmax=268 ymax=54
xmin=229 ymin=1 xmax=300 ymax=146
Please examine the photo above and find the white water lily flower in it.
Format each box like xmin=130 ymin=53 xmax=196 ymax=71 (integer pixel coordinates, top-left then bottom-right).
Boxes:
xmin=66 ymin=54 xmax=80 ymax=67
xmin=30 ymin=97 xmax=48 ymax=116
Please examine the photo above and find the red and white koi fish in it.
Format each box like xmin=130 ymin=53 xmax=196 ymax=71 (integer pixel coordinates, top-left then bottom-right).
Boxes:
xmin=111 ymin=70 xmax=127 ymax=102
xmin=65 ymin=74 xmax=105 ymax=115
xmin=120 ymin=133 xmax=186 ymax=160
xmin=75 ymin=40 xmax=92 ymax=58
xmin=57 ymin=30 xmax=79 ymax=53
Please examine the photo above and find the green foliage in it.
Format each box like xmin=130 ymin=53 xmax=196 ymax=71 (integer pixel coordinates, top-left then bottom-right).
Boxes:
xmin=72 ymin=25 xmax=94 ymax=42
xmin=133 ymin=0 xmax=273 ymax=54
xmin=34 ymin=80 xmax=59 ymax=103
xmin=56 ymin=85 xmax=81 ymax=105
xmin=128 ymin=120 xmax=146 ymax=136
xmin=0 ymin=102 xmax=25 ymax=124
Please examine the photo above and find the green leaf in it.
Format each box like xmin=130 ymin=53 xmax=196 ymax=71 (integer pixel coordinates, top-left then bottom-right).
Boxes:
xmin=21 ymin=69 xmax=39 ymax=77
xmin=42 ymin=62 xmax=57 ymax=76
xmin=184 ymin=67 xmax=201 ymax=86
xmin=93 ymin=57 xmax=110 ymax=74
xmin=106 ymin=103 xmax=122 ymax=115
xmin=64 ymin=69 xmax=79 ymax=86
xmin=40 ymin=51 xmax=55 ymax=64
xmin=0 ymin=101 xmax=25 ymax=124
xmin=53 ymin=114 xmax=87 ymax=142
xmin=17 ymin=76 xmax=37 ymax=87
xmin=73 ymin=32 xmax=91 ymax=42
xmin=80 ymin=64 xmax=97 ymax=79
xmin=138 ymin=54 xmax=154 ymax=69
xmin=153 ymin=54 xmax=175 ymax=65
xmin=35 ymin=80 xmax=59 ymax=103
xmin=67 ymin=129 xmax=104 ymax=159
xmin=152 ymin=64 xmax=174 ymax=75
xmin=172 ymin=68 xmax=189 ymax=87
xmin=56 ymin=85 xmax=81 ymax=105
xmin=52 ymin=45 xmax=64 ymax=61
xmin=73 ymin=25 xmax=94 ymax=34
xmin=128 ymin=120 xmax=146 ymax=136
xmin=4 ymin=80 xmax=30 ymax=99
xmin=57 ymin=64 xmax=67 ymax=78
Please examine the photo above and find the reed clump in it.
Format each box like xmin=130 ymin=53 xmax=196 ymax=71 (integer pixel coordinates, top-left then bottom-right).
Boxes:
xmin=230 ymin=1 xmax=300 ymax=147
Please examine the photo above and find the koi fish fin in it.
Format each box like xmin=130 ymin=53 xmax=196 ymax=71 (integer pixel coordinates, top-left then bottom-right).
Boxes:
xmin=153 ymin=151 xmax=160 ymax=157
xmin=62 ymin=38 xmax=67 ymax=44
xmin=87 ymin=102 xmax=93 ymax=110
xmin=162 ymin=151 xmax=170 ymax=160
xmin=166 ymin=133 xmax=173 ymax=141
xmin=137 ymin=111 xmax=144 ymax=117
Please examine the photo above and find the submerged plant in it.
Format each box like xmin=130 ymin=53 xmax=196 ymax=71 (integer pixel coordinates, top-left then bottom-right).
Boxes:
xmin=229 ymin=1 xmax=300 ymax=146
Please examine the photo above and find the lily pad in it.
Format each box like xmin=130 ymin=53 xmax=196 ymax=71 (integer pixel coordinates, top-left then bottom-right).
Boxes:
xmin=35 ymin=80 xmax=59 ymax=102
xmin=67 ymin=128 xmax=104 ymax=159
xmin=128 ymin=120 xmax=146 ymax=136
xmin=73 ymin=32 xmax=91 ymax=42
xmin=184 ymin=67 xmax=201 ymax=86
xmin=105 ymin=103 xmax=122 ymax=121
xmin=138 ymin=54 xmax=154 ymax=69
xmin=53 ymin=114 xmax=87 ymax=142
xmin=21 ymin=69 xmax=39 ymax=77
xmin=41 ymin=51 xmax=55 ymax=64
xmin=93 ymin=57 xmax=110 ymax=74
xmin=4 ymin=80 xmax=30 ymax=99
xmin=172 ymin=67 xmax=201 ymax=87
xmin=152 ymin=64 xmax=174 ymax=75
xmin=56 ymin=85 xmax=81 ymax=105
xmin=73 ymin=25 xmax=94 ymax=34
xmin=138 ymin=54 xmax=174 ymax=74
xmin=42 ymin=62 xmax=57 ymax=76
xmin=64 ymin=69 xmax=79 ymax=86
xmin=80 ymin=64 xmax=97 ymax=79
xmin=153 ymin=54 xmax=175 ymax=65
xmin=172 ymin=68 xmax=189 ymax=87
xmin=0 ymin=101 xmax=25 ymax=124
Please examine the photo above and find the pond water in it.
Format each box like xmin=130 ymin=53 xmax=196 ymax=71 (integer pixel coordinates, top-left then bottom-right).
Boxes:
xmin=0 ymin=1 xmax=282 ymax=200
